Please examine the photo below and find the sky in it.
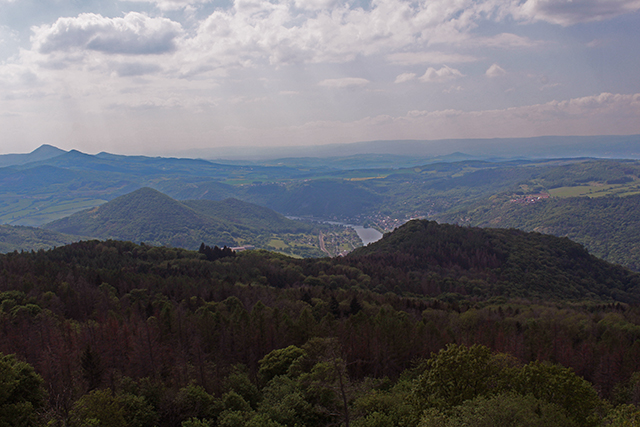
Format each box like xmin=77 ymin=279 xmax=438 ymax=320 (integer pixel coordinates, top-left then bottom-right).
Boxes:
xmin=0 ymin=0 xmax=640 ymax=156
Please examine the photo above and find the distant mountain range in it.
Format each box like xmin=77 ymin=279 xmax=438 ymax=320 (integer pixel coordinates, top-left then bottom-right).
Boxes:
xmin=0 ymin=144 xmax=65 ymax=167
xmin=176 ymin=134 xmax=640 ymax=161
xmin=4 ymin=134 xmax=640 ymax=166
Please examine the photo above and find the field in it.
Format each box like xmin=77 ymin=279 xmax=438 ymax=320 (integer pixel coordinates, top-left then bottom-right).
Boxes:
xmin=549 ymin=181 xmax=640 ymax=198
xmin=0 ymin=196 xmax=108 ymax=226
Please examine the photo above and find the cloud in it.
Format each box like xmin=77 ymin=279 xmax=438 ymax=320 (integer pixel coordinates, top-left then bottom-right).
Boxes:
xmin=179 ymin=0 xmax=540 ymax=70
xmin=419 ymin=65 xmax=463 ymax=83
xmin=318 ymin=77 xmax=370 ymax=88
xmin=293 ymin=0 xmax=339 ymax=10
xmin=112 ymin=61 xmax=162 ymax=77
xmin=486 ymin=63 xmax=506 ymax=77
xmin=387 ymin=52 xmax=478 ymax=65
xmin=471 ymin=33 xmax=542 ymax=49
xmin=126 ymin=0 xmax=212 ymax=11
xmin=395 ymin=73 xmax=416 ymax=83
xmin=515 ymin=0 xmax=640 ymax=26
xmin=32 ymin=12 xmax=183 ymax=55
xmin=0 ymin=25 xmax=18 ymax=45
xmin=16 ymin=0 xmax=606 ymax=79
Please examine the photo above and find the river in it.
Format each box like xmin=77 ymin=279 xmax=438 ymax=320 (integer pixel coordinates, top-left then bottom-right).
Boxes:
xmin=348 ymin=225 xmax=384 ymax=246
xmin=323 ymin=221 xmax=384 ymax=246
xmin=287 ymin=217 xmax=384 ymax=246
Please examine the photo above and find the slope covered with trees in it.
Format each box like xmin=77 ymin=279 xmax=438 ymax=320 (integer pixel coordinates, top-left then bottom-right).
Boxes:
xmin=2 ymin=222 xmax=640 ymax=425
xmin=438 ymin=194 xmax=640 ymax=271
xmin=345 ymin=220 xmax=640 ymax=302
xmin=42 ymin=188 xmax=358 ymax=257
xmin=0 ymin=225 xmax=81 ymax=253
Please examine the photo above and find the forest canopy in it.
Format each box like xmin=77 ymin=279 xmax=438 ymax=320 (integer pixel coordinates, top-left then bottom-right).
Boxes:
xmin=1 ymin=221 xmax=640 ymax=425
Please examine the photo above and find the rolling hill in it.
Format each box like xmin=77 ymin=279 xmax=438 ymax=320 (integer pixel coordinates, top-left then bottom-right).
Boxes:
xmin=437 ymin=194 xmax=640 ymax=271
xmin=42 ymin=187 xmax=357 ymax=256
xmin=344 ymin=220 xmax=640 ymax=302
xmin=0 ymin=225 xmax=81 ymax=253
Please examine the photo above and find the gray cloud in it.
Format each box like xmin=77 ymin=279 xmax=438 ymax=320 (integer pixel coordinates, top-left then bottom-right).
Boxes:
xmin=32 ymin=12 xmax=183 ymax=55
xmin=318 ymin=77 xmax=370 ymax=88
xmin=113 ymin=61 xmax=162 ymax=76
xmin=517 ymin=0 xmax=640 ymax=25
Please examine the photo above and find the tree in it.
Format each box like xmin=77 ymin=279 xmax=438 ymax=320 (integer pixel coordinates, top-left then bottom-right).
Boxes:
xmin=81 ymin=345 xmax=104 ymax=391
xmin=69 ymin=389 xmax=127 ymax=427
xmin=414 ymin=344 xmax=501 ymax=409
xmin=418 ymin=393 xmax=577 ymax=427
xmin=258 ymin=346 xmax=306 ymax=383
xmin=512 ymin=361 xmax=601 ymax=427
xmin=0 ymin=353 xmax=46 ymax=427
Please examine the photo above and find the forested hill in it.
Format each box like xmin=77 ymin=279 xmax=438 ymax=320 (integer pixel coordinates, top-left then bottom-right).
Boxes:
xmin=4 ymin=225 xmax=640 ymax=425
xmin=37 ymin=217 xmax=640 ymax=302
xmin=43 ymin=187 xmax=240 ymax=248
xmin=41 ymin=187 xmax=356 ymax=257
xmin=438 ymin=194 xmax=640 ymax=271
xmin=344 ymin=220 xmax=640 ymax=302
xmin=182 ymin=198 xmax=316 ymax=234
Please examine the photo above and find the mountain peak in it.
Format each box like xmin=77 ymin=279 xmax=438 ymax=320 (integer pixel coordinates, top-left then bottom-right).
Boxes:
xmin=0 ymin=144 xmax=67 ymax=168
xmin=31 ymin=144 xmax=66 ymax=156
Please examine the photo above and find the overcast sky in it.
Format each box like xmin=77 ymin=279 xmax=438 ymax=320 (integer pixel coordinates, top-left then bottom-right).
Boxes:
xmin=1 ymin=0 xmax=639 ymax=156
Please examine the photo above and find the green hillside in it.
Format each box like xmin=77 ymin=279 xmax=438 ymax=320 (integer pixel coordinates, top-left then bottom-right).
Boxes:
xmin=43 ymin=187 xmax=236 ymax=248
xmin=438 ymin=194 xmax=640 ymax=271
xmin=0 ymin=225 xmax=81 ymax=253
xmin=182 ymin=198 xmax=317 ymax=234
xmin=345 ymin=220 xmax=640 ymax=302
xmin=42 ymin=188 xmax=358 ymax=256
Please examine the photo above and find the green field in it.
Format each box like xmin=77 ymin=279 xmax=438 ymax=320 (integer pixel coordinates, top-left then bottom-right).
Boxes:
xmin=549 ymin=181 xmax=640 ymax=198
xmin=0 ymin=197 xmax=106 ymax=226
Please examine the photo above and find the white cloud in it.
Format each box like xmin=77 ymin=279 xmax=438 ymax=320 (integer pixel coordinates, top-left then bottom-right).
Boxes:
xmin=0 ymin=25 xmax=18 ymax=45
xmin=395 ymin=73 xmax=416 ymax=83
xmin=419 ymin=65 xmax=463 ymax=83
xmin=31 ymin=13 xmax=183 ymax=55
xmin=126 ymin=0 xmax=212 ymax=11
xmin=486 ymin=63 xmax=506 ymax=77
xmin=318 ymin=77 xmax=369 ymax=88
xmin=515 ymin=0 xmax=640 ymax=26
xmin=12 ymin=0 xmax=598 ymax=81
xmin=471 ymin=33 xmax=542 ymax=49
xmin=294 ymin=0 xmax=339 ymax=10
xmin=177 ymin=0 xmax=536 ymax=71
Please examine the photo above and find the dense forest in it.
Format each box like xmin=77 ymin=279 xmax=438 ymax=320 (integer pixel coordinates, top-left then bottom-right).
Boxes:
xmin=439 ymin=194 xmax=640 ymax=271
xmin=2 ymin=221 xmax=640 ymax=426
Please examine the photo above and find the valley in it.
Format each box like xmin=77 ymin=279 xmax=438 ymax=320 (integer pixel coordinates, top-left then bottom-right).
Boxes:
xmin=3 ymin=145 xmax=640 ymax=271
xmin=3 ymin=141 xmax=640 ymax=426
